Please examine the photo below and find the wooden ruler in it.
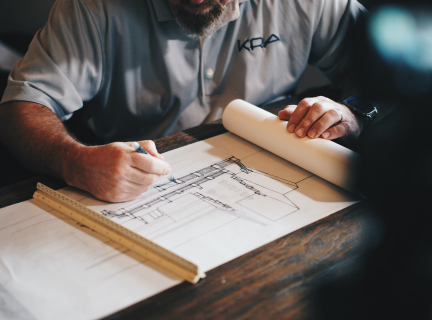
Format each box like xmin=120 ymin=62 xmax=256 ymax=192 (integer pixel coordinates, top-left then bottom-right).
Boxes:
xmin=33 ymin=183 xmax=205 ymax=284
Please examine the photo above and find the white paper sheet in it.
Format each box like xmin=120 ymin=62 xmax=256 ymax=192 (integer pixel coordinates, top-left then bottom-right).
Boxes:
xmin=0 ymin=120 xmax=359 ymax=320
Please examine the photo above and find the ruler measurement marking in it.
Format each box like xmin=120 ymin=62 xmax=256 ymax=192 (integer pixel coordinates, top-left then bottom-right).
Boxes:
xmin=34 ymin=183 xmax=205 ymax=284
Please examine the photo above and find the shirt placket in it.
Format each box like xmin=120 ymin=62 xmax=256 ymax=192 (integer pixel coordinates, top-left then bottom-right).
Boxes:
xmin=199 ymin=37 xmax=206 ymax=99
xmin=199 ymin=37 xmax=218 ymax=99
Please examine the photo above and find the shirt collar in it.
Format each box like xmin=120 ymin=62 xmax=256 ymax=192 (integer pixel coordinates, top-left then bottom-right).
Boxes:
xmin=152 ymin=0 xmax=248 ymax=22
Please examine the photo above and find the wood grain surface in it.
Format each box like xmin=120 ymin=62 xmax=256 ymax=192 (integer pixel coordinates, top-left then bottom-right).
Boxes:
xmin=0 ymin=95 xmax=372 ymax=319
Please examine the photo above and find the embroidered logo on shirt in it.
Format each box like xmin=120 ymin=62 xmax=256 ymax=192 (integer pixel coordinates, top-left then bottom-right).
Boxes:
xmin=237 ymin=34 xmax=280 ymax=52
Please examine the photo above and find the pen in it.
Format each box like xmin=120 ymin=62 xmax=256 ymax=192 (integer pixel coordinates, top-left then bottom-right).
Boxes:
xmin=131 ymin=141 xmax=177 ymax=183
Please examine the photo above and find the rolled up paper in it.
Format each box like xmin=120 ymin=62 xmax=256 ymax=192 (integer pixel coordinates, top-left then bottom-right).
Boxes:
xmin=222 ymin=99 xmax=360 ymax=193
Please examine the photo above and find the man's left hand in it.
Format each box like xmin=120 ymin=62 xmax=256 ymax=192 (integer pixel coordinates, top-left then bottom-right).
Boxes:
xmin=278 ymin=96 xmax=362 ymax=140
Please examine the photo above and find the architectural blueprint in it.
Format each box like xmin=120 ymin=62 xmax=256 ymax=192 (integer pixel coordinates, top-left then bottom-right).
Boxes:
xmin=0 ymin=132 xmax=358 ymax=320
xmin=100 ymin=156 xmax=301 ymax=244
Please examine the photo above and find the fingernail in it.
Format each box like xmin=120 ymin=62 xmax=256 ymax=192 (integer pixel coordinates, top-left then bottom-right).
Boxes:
xmin=322 ymin=132 xmax=330 ymax=139
xmin=278 ymin=110 xmax=285 ymax=119
xmin=308 ymin=128 xmax=316 ymax=138
xmin=296 ymin=127 xmax=304 ymax=137
xmin=288 ymin=124 xmax=296 ymax=132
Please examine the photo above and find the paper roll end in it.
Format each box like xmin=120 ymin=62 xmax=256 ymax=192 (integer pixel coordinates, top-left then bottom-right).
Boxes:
xmin=223 ymin=99 xmax=245 ymax=121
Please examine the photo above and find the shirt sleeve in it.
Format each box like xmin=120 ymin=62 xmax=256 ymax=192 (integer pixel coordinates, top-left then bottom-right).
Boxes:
xmin=308 ymin=0 xmax=367 ymax=86
xmin=0 ymin=0 xmax=103 ymax=121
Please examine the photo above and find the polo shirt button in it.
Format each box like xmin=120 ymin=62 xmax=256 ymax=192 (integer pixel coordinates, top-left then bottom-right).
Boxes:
xmin=205 ymin=68 xmax=215 ymax=79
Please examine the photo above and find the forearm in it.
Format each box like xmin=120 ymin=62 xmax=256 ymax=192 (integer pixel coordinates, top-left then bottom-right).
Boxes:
xmin=0 ymin=101 xmax=83 ymax=180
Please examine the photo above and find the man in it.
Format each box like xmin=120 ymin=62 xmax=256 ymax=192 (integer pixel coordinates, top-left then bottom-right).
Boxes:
xmin=0 ymin=0 xmax=366 ymax=202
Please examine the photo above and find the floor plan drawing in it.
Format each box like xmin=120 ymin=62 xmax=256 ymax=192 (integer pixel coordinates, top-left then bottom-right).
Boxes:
xmin=100 ymin=156 xmax=306 ymax=247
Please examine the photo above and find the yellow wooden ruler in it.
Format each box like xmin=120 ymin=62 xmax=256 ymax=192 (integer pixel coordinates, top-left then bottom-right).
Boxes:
xmin=33 ymin=183 xmax=205 ymax=284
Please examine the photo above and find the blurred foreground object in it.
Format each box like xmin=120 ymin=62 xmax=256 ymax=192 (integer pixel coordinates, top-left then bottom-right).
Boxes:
xmin=315 ymin=3 xmax=432 ymax=319
xmin=356 ymin=2 xmax=432 ymax=100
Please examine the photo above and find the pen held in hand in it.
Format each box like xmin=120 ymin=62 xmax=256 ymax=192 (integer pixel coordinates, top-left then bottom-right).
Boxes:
xmin=131 ymin=141 xmax=177 ymax=183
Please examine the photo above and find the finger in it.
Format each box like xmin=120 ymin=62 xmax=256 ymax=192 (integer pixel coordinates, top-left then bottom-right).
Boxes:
xmin=126 ymin=168 xmax=161 ymax=187
xmin=294 ymin=102 xmax=327 ymax=138
xmin=111 ymin=184 xmax=150 ymax=202
xmin=138 ymin=140 xmax=164 ymax=160
xmin=111 ymin=191 xmax=145 ymax=203
xmin=131 ymin=152 xmax=171 ymax=176
xmin=105 ymin=187 xmax=149 ymax=203
xmin=278 ymin=105 xmax=296 ymax=120
xmin=92 ymin=179 xmax=150 ymax=202
xmin=286 ymin=99 xmax=312 ymax=133
xmin=307 ymin=109 xmax=343 ymax=139
xmin=321 ymin=121 xmax=350 ymax=140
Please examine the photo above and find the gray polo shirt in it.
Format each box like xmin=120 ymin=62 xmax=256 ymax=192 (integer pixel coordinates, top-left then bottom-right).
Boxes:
xmin=1 ymin=0 xmax=365 ymax=142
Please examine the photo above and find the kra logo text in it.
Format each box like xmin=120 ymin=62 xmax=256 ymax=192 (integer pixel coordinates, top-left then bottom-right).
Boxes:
xmin=237 ymin=34 xmax=280 ymax=52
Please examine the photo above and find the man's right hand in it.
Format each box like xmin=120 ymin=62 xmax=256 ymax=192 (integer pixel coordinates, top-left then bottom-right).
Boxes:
xmin=0 ymin=101 xmax=171 ymax=203
xmin=64 ymin=141 xmax=171 ymax=202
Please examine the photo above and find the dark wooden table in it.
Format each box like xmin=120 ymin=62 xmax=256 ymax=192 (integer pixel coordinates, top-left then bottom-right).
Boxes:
xmin=0 ymin=97 xmax=374 ymax=320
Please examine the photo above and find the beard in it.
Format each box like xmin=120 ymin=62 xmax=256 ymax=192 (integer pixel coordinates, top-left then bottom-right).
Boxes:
xmin=170 ymin=0 xmax=228 ymax=39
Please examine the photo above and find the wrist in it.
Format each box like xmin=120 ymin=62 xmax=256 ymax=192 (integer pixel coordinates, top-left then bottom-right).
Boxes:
xmin=341 ymin=96 xmax=378 ymax=128
xmin=353 ymin=112 xmax=368 ymax=131
xmin=59 ymin=140 xmax=88 ymax=187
